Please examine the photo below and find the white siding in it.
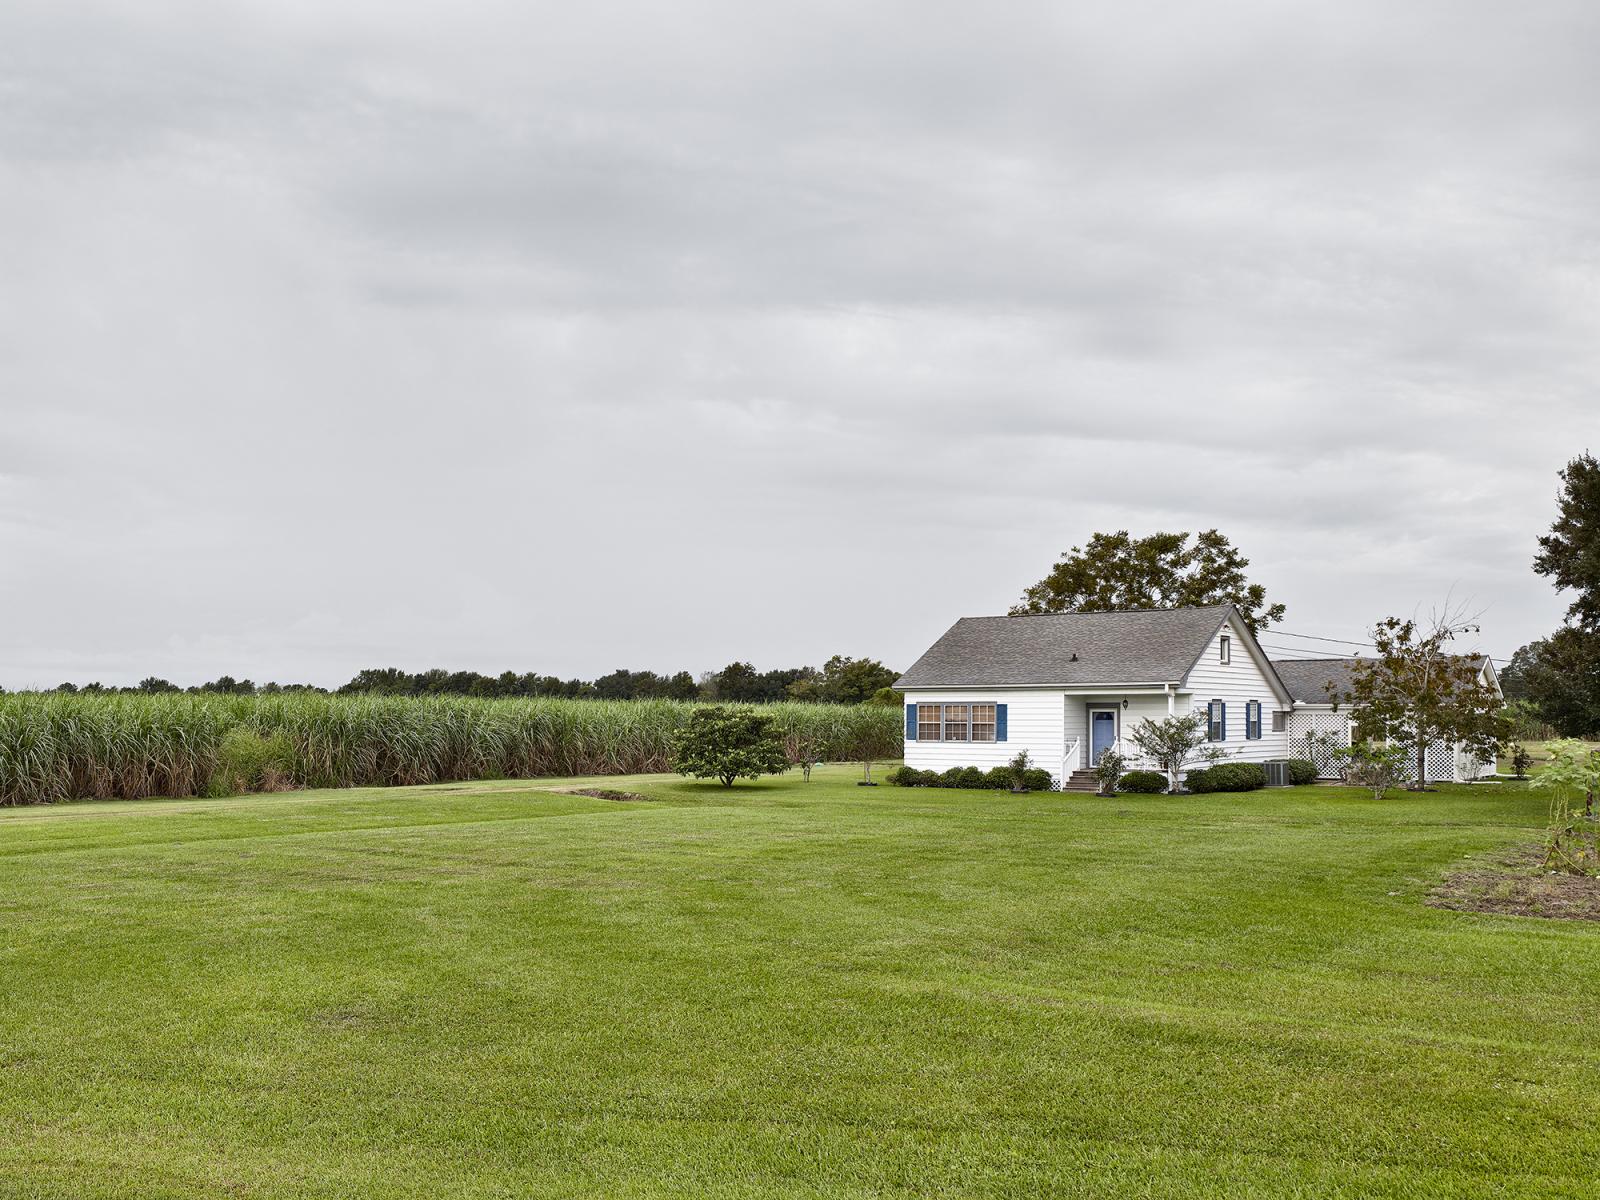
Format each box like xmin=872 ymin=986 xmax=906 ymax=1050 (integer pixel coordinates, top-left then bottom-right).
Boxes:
xmin=1177 ymin=615 xmax=1291 ymax=768
xmin=903 ymin=688 xmax=1065 ymax=783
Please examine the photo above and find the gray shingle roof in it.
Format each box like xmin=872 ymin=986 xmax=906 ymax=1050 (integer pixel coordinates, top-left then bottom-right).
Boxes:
xmin=894 ymin=605 xmax=1235 ymax=689
xmin=1271 ymin=655 xmax=1494 ymax=704
xmin=1269 ymin=658 xmax=1360 ymax=704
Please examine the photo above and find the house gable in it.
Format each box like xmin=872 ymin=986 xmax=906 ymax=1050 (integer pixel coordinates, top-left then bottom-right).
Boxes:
xmin=1177 ymin=608 xmax=1294 ymax=709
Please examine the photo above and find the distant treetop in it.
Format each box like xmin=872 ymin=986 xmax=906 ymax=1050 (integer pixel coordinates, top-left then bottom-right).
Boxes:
xmin=1012 ymin=529 xmax=1285 ymax=634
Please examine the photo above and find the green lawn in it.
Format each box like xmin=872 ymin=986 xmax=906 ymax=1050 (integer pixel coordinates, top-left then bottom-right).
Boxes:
xmin=1 ymin=768 xmax=1595 ymax=1198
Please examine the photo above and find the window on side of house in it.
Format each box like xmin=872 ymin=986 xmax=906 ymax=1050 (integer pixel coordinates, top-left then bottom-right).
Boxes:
xmin=1220 ymin=635 xmax=1231 ymax=664
xmin=943 ymin=703 xmax=970 ymax=741
xmin=1207 ymin=699 xmax=1225 ymax=741
xmin=970 ymin=703 xmax=996 ymax=742
xmin=1246 ymin=700 xmax=1262 ymax=739
xmin=917 ymin=704 xmax=943 ymax=741
xmin=1271 ymin=710 xmax=1287 ymax=733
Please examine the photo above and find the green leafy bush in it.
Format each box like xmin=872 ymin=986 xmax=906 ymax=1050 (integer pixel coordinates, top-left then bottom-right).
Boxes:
xmin=670 ymin=706 xmax=789 ymax=787
xmin=207 ymin=728 xmax=295 ymax=797
xmin=1117 ymin=770 xmax=1169 ymax=794
xmin=1186 ymin=762 xmax=1267 ymax=794
xmin=938 ymin=766 xmax=986 ymax=789
xmin=1286 ymin=758 xmax=1319 ymax=786
xmin=1332 ymin=742 xmax=1412 ymax=800
xmin=886 ymin=764 xmax=1055 ymax=791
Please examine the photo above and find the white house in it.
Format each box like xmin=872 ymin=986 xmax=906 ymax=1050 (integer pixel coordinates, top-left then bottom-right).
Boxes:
xmin=896 ymin=605 xmax=1293 ymax=791
xmin=895 ymin=605 xmax=1501 ymax=790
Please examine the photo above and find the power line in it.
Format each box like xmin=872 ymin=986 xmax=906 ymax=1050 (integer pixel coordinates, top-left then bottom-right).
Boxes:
xmin=1271 ymin=629 xmax=1375 ymax=649
xmin=1259 ymin=648 xmax=1359 ymax=660
xmin=1265 ymin=630 xmax=1513 ymax=667
xmin=1258 ymin=644 xmax=1364 ymax=662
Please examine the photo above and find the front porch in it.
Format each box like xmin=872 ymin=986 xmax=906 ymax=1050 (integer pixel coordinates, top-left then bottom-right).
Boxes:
xmin=1058 ymin=688 xmax=1177 ymax=784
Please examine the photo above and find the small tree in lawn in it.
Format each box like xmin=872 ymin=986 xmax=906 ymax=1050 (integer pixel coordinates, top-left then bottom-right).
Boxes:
xmin=1128 ymin=712 xmax=1209 ymax=794
xmin=1333 ymin=741 xmax=1411 ymax=800
xmin=1005 ymin=750 xmax=1037 ymax=792
xmin=1531 ymin=740 xmax=1600 ymax=875
xmin=1332 ymin=603 xmax=1506 ymax=790
xmin=1093 ymin=750 xmax=1125 ymax=797
xmin=854 ymin=715 xmax=904 ymax=785
xmin=1508 ymin=743 xmax=1533 ymax=780
xmin=781 ymin=724 xmax=828 ymax=782
xmin=670 ymin=706 xmax=789 ymax=787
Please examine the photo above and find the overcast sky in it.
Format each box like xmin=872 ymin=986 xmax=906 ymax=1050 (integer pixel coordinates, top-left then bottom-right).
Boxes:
xmin=2 ymin=0 xmax=1595 ymax=688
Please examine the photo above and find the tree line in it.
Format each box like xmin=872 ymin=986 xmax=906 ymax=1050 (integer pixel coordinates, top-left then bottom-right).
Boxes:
xmin=10 ymin=655 xmax=902 ymax=706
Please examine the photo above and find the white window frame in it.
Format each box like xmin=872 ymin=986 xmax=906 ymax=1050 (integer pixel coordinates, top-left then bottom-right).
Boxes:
xmin=917 ymin=702 xmax=997 ymax=743
xmin=1207 ymin=699 xmax=1225 ymax=742
xmin=942 ymin=703 xmax=970 ymax=742
xmin=970 ymin=703 xmax=996 ymax=743
xmin=1219 ymin=635 xmax=1231 ymax=665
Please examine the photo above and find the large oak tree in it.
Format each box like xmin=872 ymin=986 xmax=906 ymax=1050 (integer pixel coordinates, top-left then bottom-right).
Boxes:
xmin=1011 ymin=529 xmax=1285 ymax=633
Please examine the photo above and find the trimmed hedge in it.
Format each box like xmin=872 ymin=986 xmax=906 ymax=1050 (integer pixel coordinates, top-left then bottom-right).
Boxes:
xmin=1286 ymin=758 xmax=1319 ymax=786
xmin=887 ymin=765 xmax=1055 ymax=791
xmin=1185 ymin=762 xmax=1269 ymax=794
xmin=1117 ymin=770 xmax=1169 ymax=794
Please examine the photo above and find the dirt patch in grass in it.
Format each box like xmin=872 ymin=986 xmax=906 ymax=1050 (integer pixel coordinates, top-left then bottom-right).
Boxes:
xmin=558 ymin=787 xmax=653 ymax=802
xmin=1428 ymin=845 xmax=1600 ymax=922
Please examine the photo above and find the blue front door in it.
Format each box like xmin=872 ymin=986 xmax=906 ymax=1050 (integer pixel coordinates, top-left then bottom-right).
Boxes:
xmin=1090 ymin=709 xmax=1117 ymax=764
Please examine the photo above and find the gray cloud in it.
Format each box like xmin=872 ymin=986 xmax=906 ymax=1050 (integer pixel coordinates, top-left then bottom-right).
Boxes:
xmin=1 ymin=0 xmax=1595 ymax=687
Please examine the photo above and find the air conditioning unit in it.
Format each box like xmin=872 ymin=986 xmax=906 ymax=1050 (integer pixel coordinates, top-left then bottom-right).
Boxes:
xmin=1262 ymin=760 xmax=1290 ymax=788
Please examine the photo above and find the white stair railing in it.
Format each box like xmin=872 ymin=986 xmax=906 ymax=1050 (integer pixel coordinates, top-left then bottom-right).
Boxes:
xmin=1062 ymin=737 xmax=1082 ymax=784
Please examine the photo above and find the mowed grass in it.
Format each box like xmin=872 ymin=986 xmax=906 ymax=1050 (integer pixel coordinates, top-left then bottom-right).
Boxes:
xmin=1 ymin=769 xmax=1595 ymax=1198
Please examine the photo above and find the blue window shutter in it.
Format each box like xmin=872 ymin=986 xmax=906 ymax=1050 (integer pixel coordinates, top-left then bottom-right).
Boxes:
xmin=1220 ymin=702 xmax=1227 ymax=741
xmin=996 ymin=704 xmax=1008 ymax=742
xmin=905 ymin=703 xmax=917 ymax=740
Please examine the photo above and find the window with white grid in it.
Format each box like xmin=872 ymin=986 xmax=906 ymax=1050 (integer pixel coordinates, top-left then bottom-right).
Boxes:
xmin=943 ymin=704 xmax=970 ymax=741
xmin=970 ymin=703 xmax=996 ymax=742
xmin=917 ymin=704 xmax=942 ymax=741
